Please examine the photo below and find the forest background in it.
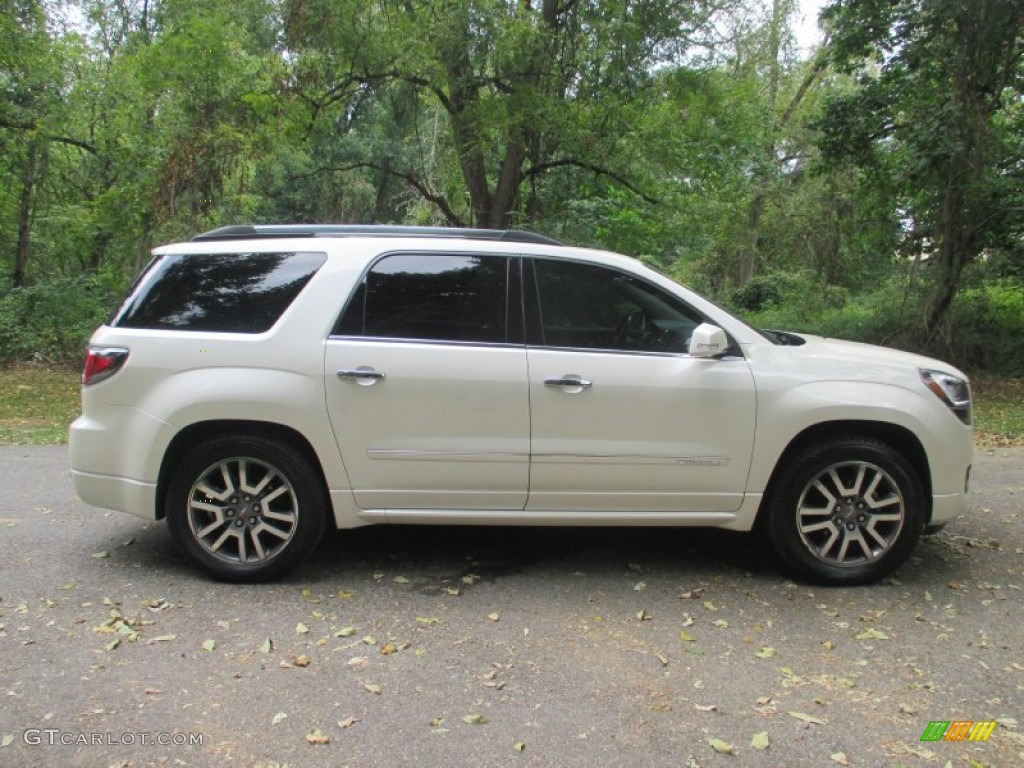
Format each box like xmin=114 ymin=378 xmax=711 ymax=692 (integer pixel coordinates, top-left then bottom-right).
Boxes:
xmin=1 ymin=0 xmax=1022 ymax=375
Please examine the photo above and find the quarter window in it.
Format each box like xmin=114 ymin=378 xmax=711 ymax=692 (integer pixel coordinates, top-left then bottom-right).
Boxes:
xmin=531 ymin=259 xmax=703 ymax=353
xmin=336 ymin=254 xmax=510 ymax=343
xmin=111 ymin=251 xmax=326 ymax=333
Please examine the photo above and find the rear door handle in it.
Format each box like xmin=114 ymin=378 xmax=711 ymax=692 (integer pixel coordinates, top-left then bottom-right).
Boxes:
xmin=337 ymin=367 xmax=385 ymax=383
xmin=544 ymin=376 xmax=592 ymax=390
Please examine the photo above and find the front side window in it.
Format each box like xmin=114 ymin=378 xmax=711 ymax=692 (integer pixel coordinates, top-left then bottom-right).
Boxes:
xmin=335 ymin=253 xmax=510 ymax=343
xmin=112 ymin=251 xmax=326 ymax=333
xmin=531 ymin=259 xmax=703 ymax=353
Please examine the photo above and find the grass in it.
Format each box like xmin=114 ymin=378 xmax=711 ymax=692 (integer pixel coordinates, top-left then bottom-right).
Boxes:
xmin=0 ymin=364 xmax=82 ymax=444
xmin=1 ymin=365 xmax=1021 ymax=447
xmin=972 ymin=375 xmax=1024 ymax=448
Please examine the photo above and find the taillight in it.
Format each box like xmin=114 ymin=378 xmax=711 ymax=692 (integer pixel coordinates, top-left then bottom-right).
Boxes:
xmin=82 ymin=346 xmax=130 ymax=386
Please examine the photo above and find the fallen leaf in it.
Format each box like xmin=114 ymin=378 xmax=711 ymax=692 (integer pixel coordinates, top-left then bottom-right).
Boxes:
xmin=91 ymin=551 xmax=110 ymax=559
xmin=712 ymin=619 xmax=728 ymax=628
xmin=105 ymin=638 xmax=121 ymax=652
xmin=295 ymin=622 xmax=310 ymax=634
xmin=756 ymin=696 xmax=772 ymax=706
xmin=513 ymin=741 xmax=526 ymax=752
xmin=2 ymin=734 xmax=14 ymax=747
xmin=393 ymin=576 xmax=410 ymax=583
xmin=822 ymin=640 xmax=836 ymax=650
xmin=709 ymin=738 xmax=734 ymax=754
xmin=755 ymin=647 xmax=776 ymax=659
xmin=695 ymin=704 xmax=718 ymax=712
xmin=702 ymin=601 xmax=718 ymax=611
xmin=305 ymin=728 xmax=329 ymax=745
xmin=750 ymin=731 xmax=770 ymax=750
xmin=292 ymin=654 xmax=310 ymax=667
xmin=898 ymin=703 xmax=915 ymax=715
xmin=144 ymin=688 xmax=162 ymax=695
xmin=201 ymin=639 xmax=216 ymax=652
xmin=679 ymin=630 xmax=695 ymax=642
xmin=855 ymin=628 xmax=888 ymax=640
xmin=637 ymin=609 xmax=652 ymax=621
xmin=789 ymin=712 xmax=826 ymax=725
xmin=416 ymin=617 xmax=441 ymax=625
xmin=334 ymin=627 xmax=357 ymax=637
xmin=338 ymin=716 xmax=359 ymax=729
xmin=444 ymin=587 xmax=461 ymax=596
xmin=147 ymin=634 xmax=177 ymax=644
xmin=634 ymin=581 xmax=647 ymax=591
xmin=337 ymin=590 xmax=356 ymax=599
xmin=462 ymin=714 xmax=488 ymax=725
xmin=363 ymin=635 xmax=377 ymax=645
xmin=272 ymin=712 xmax=287 ymax=725
xmin=430 ymin=717 xmax=444 ymax=727
xmin=364 ymin=684 xmax=382 ymax=694
xmin=831 ymin=752 xmax=849 ymax=765
xmin=260 ymin=638 xmax=273 ymax=654
xmin=380 ymin=642 xmax=397 ymax=655
xmin=488 ymin=612 xmax=500 ymax=622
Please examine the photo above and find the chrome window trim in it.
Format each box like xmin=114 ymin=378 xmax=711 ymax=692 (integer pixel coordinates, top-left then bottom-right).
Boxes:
xmin=326 ymin=334 xmax=746 ymax=361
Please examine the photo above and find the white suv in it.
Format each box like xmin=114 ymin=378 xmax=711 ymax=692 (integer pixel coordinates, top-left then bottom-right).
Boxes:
xmin=70 ymin=225 xmax=973 ymax=585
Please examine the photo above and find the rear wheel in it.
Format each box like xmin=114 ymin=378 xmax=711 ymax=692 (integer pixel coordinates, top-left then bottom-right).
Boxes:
xmin=766 ymin=437 xmax=925 ymax=585
xmin=166 ymin=435 xmax=327 ymax=582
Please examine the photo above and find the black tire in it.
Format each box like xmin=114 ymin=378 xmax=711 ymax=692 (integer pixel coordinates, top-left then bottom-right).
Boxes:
xmin=166 ymin=434 xmax=327 ymax=582
xmin=765 ymin=436 xmax=925 ymax=586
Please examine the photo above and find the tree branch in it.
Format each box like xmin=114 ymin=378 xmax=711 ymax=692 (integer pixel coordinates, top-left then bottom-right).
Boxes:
xmin=287 ymin=162 xmax=465 ymax=226
xmin=0 ymin=116 xmax=98 ymax=154
xmin=525 ymin=158 xmax=660 ymax=205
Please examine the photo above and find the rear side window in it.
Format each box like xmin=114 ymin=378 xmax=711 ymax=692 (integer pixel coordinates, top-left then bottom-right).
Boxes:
xmin=335 ymin=253 xmax=509 ymax=343
xmin=111 ymin=251 xmax=326 ymax=333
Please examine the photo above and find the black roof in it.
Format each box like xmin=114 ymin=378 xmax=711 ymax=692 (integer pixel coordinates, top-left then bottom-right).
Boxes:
xmin=192 ymin=224 xmax=561 ymax=245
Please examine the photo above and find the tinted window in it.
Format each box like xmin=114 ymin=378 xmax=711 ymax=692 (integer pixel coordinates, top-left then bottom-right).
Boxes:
xmin=336 ymin=254 xmax=509 ymax=343
xmin=532 ymin=259 xmax=703 ymax=353
xmin=112 ymin=251 xmax=326 ymax=333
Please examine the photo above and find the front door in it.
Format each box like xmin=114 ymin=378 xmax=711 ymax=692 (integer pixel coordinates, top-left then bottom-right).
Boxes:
xmin=525 ymin=258 xmax=756 ymax=513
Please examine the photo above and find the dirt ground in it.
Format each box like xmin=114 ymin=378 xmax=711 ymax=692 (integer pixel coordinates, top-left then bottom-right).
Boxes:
xmin=1 ymin=445 xmax=1021 ymax=767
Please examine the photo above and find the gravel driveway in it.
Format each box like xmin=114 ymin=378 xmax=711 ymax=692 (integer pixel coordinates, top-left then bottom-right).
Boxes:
xmin=1 ymin=445 xmax=1021 ymax=767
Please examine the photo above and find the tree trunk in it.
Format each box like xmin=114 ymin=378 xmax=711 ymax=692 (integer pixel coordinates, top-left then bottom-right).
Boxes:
xmin=13 ymin=140 xmax=40 ymax=288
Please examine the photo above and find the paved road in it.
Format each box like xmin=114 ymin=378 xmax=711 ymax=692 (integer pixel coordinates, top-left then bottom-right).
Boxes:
xmin=0 ymin=445 xmax=1021 ymax=768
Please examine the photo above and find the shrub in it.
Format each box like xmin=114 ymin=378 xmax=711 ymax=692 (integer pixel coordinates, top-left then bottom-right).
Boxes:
xmin=0 ymin=277 xmax=113 ymax=364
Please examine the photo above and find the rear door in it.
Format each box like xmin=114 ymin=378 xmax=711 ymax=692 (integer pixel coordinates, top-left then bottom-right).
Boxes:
xmin=324 ymin=252 xmax=530 ymax=510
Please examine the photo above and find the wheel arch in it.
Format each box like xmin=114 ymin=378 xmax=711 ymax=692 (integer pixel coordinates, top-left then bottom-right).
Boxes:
xmin=758 ymin=420 xmax=933 ymax=527
xmin=156 ymin=420 xmax=332 ymax=524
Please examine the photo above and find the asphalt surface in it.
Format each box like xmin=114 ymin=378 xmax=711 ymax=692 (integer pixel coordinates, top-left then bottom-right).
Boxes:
xmin=0 ymin=445 xmax=1021 ymax=768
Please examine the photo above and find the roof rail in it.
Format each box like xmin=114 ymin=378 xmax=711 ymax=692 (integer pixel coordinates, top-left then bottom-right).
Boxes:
xmin=192 ymin=224 xmax=561 ymax=246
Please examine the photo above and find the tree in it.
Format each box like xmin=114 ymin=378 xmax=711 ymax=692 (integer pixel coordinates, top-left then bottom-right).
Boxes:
xmin=283 ymin=0 xmax=728 ymax=228
xmin=817 ymin=0 xmax=1024 ymax=341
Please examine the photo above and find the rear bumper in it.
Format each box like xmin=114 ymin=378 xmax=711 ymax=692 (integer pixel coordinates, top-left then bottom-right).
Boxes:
xmin=70 ymin=470 xmax=159 ymax=521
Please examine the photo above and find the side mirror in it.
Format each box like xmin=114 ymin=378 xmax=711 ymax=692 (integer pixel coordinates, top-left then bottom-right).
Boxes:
xmin=688 ymin=323 xmax=729 ymax=358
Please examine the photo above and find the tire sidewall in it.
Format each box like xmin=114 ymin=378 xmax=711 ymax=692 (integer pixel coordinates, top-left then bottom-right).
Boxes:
xmin=166 ymin=435 xmax=327 ymax=582
xmin=767 ymin=438 xmax=925 ymax=586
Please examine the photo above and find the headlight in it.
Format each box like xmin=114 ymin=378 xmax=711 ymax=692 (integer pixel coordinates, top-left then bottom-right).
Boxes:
xmin=920 ymin=369 xmax=971 ymax=424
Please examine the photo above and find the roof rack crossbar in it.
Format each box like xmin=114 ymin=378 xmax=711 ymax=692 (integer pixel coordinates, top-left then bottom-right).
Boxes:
xmin=192 ymin=224 xmax=561 ymax=245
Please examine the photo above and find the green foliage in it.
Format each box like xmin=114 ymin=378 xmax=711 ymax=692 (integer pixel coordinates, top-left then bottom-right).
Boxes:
xmin=941 ymin=280 xmax=1024 ymax=375
xmin=0 ymin=278 xmax=112 ymax=364
xmin=0 ymin=1 xmax=1020 ymax=371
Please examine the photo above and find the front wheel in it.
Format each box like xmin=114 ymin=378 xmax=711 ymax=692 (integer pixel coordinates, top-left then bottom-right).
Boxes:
xmin=166 ymin=435 xmax=327 ymax=582
xmin=765 ymin=437 xmax=925 ymax=585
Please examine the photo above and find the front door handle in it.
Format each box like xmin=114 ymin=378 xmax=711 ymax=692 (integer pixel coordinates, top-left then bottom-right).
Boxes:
xmin=544 ymin=376 xmax=592 ymax=391
xmin=337 ymin=367 xmax=385 ymax=384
